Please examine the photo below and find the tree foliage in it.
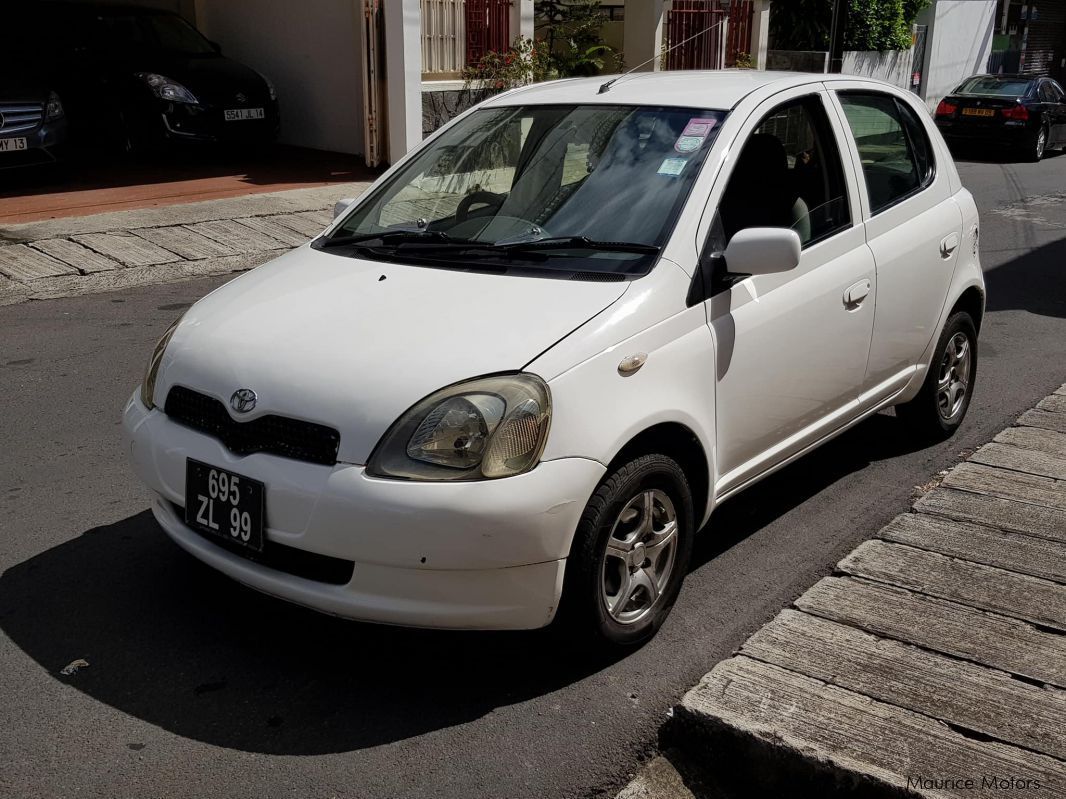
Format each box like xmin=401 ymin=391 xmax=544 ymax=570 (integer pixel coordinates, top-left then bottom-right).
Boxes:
xmin=771 ymin=0 xmax=930 ymax=52
xmin=534 ymin=0 xmax=622 ymax=76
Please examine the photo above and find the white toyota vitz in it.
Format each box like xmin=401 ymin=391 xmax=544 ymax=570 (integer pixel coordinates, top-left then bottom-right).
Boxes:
xmin=124 ymin=71 xmax=984 ymax=646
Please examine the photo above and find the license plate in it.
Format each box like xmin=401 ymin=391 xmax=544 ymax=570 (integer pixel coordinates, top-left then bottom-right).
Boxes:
xmin=224 ymin=108 xmax=265 ymax=121
xmin=962 ymin=108 xmax=995 ymax=117
xmin=0 ymin=137 xmax=28 ymax=152
xmin=185 ymin=459 xmax=265 ymax=552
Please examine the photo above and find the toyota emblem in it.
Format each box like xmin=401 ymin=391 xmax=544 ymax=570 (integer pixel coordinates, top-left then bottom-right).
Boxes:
xmin=230 ymin=388 xmax=257 ymax=413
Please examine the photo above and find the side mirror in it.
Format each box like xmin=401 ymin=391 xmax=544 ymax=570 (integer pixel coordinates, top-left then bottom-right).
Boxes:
xmin=723 ymin=227 xmax=801 ymax=276
xmin=333 ymin=197 xmax=356 ymax=219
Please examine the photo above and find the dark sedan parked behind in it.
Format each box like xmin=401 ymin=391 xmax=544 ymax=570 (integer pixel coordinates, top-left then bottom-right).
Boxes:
xmin=934 ymin=74 xmax=1066 ymax=162
xmin=13 ymin=3 xmax=279 ymax=156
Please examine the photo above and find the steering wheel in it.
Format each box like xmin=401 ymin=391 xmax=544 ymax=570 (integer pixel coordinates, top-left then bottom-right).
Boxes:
xmin=455 ymin=191 xmax=505 ymax=223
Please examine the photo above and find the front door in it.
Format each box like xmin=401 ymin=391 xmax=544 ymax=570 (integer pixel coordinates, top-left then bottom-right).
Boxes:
xmin=704 ymin=90 xmax=876 ymax=495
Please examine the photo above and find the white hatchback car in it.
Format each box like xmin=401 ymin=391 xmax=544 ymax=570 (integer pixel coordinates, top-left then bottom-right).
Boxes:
xmin=124 ymin=71 xmax=984 ymax=646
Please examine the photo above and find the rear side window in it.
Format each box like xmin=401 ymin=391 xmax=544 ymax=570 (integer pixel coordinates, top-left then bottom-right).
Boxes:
xmin=839 ymin=92 xmax=934 ymax=214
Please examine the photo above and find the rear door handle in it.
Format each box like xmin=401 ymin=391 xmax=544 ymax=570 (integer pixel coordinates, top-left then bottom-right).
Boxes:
xmin=843 ymin=279 xmax=871 ymax=308
xmin=941 ymin=233 xmax=960 ymax=258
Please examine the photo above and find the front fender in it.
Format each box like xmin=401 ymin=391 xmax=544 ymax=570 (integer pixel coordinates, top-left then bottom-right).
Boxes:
xmin=537 ymin=303 xmax=718 ymax=528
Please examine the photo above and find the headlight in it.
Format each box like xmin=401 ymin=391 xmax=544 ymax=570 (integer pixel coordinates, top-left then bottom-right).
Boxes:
xmin=136 ymin=73 xmax=199 ymax=105
xmin=140 ymin=315 xmax=184 ymax=409
xmin=45 ymin=91 xmax=64 ymax=121
xmin=367 ymin=374 xmax=551 ymax=481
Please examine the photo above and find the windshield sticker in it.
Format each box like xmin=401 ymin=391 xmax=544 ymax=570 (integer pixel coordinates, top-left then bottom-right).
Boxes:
xmin=675 ymin=117 xmax=717 ymax=153
xmin=658 ymin=158 xmax=688 ymax=177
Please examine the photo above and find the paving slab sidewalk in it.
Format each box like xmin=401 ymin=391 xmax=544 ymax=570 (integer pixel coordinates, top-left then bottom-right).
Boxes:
xmin=0 ymin=181 xmax=373 ymax=305
xmin=617 ymin=385 xmax=1066 ymax=799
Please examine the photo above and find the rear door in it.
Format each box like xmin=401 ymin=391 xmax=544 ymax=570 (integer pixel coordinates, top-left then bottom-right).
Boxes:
xmin=828 ymin=85 xmax=962 ymax=402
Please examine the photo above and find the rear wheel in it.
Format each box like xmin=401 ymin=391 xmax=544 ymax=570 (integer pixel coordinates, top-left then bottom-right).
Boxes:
xmin=896 ymin=311 xmax=977 ymax=440
xmin=557 ymin=454 xmax=694 ymax=648
xmin=1026 ymin=124 xmax=1048 ymax=162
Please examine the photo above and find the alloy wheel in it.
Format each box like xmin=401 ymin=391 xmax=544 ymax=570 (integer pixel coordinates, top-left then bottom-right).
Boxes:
xmin=937 ymin=331 xmax=972 ymax=421
xmin=600 ymin=489 xmax=678 ymax=625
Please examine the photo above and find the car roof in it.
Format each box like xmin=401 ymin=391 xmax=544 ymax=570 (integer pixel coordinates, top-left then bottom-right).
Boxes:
xmin=484 ymin=70 xmax=847 ymax=111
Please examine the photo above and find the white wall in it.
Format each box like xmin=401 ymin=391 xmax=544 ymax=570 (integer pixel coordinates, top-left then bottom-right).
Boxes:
xmin=922 ymin=0 xmax=996 ymax=109
xmin=842 ymin=49 xmax=914 ymax=89
xmin=193 ymin=0 xmax=365 ymax=155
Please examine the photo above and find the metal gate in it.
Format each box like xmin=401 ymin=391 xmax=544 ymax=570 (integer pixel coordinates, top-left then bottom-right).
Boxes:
xmin=465 ymin=0 xmax=510 ymax=66
xmin=360 ymin=0 xmax=387 ymax=168
xmin=664 ymin=1 xmax=752 ymax=70
xmin=725 ymin=1 xmax=753 ymax=67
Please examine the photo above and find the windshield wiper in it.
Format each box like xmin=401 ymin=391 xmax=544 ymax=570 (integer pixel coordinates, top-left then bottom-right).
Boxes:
xmin=317 ymin=230 xmax=457 ymax=249
xmin=397 ymin=236 xmax=661 ymax=259
xmin=498 ymin=236 xmax=660 ymax=254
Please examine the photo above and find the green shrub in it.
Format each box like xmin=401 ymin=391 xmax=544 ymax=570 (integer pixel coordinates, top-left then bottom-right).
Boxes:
xmin=771 ymin=0 xmax=929 ymax=52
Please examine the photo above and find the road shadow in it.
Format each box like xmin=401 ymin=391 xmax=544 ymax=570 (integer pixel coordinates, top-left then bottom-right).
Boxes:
xmin=690 ymin=411 xmax=929 ymax=569
xmin=984 ymin=235 xmax=1066 ymax=319
xmin=0 ymin=514 xmax=622 ymax=755
xmin=0 ymin=413 xmax=942 ymax=757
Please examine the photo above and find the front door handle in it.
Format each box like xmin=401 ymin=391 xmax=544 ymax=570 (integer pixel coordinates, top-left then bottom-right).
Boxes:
xmin=941 ymin=232 xmax=960 ymax=258
xmin=843 ymin=279 xmax=871 ymax=308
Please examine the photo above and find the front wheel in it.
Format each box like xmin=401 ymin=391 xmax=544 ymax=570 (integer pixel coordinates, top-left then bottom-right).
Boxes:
xmin=557 ymin=454 xmax=694 ymax=648
xmin=896 ymin=311 xmax=978 ymax=440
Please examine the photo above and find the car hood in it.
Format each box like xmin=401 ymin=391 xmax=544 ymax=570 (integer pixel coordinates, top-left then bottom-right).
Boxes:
xmin=158 ymin=246 xmax=630 ymax=464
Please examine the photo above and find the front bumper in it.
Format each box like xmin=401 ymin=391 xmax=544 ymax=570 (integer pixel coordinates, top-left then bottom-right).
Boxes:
xmin=122 ymin=392 xmax=605 ymax=629
xmin=158 ymin=99 xmax=279 ymax=144
xmin=0 ymin=118 xmax=68 ymax=169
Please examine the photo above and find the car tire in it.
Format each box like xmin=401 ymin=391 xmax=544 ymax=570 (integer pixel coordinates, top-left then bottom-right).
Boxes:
xmin=1026 ymin=124 xmax=1049 ymax=162
xmin=556 ymin=453 xmax=694 ymax=648
xmin=896 ymin=311 xmax=978 ymax=440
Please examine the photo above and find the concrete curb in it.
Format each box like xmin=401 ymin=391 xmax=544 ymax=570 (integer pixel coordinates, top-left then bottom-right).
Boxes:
xmin=616 ymin=384 xmax=1066 ymax=799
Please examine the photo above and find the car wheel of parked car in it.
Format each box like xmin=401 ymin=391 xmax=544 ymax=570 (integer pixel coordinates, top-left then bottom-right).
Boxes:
xmin=558 ymin=454 xmax=694 ymax=647
xmin=1027 ymin=124 xmax=1049 ymax=162
xmin=896 ymin=311 xmax=978 ymax=439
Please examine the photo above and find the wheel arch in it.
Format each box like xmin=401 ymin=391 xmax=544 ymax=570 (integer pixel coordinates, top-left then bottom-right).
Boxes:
xmin=949 ymin=285 xmax=985 ymax=334
xmin=601 ymin=422 xmax=711 ymax=532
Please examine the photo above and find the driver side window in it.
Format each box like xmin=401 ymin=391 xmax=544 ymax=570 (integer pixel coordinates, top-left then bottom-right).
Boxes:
xmin=711 ymin=94 xmax=851 ymax=253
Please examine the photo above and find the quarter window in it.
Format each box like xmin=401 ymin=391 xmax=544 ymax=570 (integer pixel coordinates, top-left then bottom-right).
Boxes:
xmin=838 ymin=92 xmax=935 ymax=214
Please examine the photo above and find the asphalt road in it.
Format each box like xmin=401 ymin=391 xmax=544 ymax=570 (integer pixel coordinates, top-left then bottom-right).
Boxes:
xmin=2 ymin=153 xmax=1066 ymax=799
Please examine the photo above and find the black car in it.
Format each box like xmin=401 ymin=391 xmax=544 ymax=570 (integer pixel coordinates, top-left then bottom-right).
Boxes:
xmin=0 ymin=81 xmax=69 ymax=169
xmin=14 ymin=3 xmax=279 ymax=153
xmin=934 ymin=74 xmax=1066 ymax=161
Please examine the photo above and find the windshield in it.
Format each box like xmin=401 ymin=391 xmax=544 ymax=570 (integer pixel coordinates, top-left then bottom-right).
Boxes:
xmin=957 ymin=76 xmax=1033 ymax=97
xmin=328 ymin=104 xmax=727 ymax=275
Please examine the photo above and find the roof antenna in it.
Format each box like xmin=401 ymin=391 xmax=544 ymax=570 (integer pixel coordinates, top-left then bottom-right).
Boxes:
xmin=598 ymin=16 xmax=729 ymax=94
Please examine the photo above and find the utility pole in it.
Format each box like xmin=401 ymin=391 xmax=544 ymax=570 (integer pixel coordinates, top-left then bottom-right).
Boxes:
xmin=827 ymin=0 xmax=847 ymax=73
